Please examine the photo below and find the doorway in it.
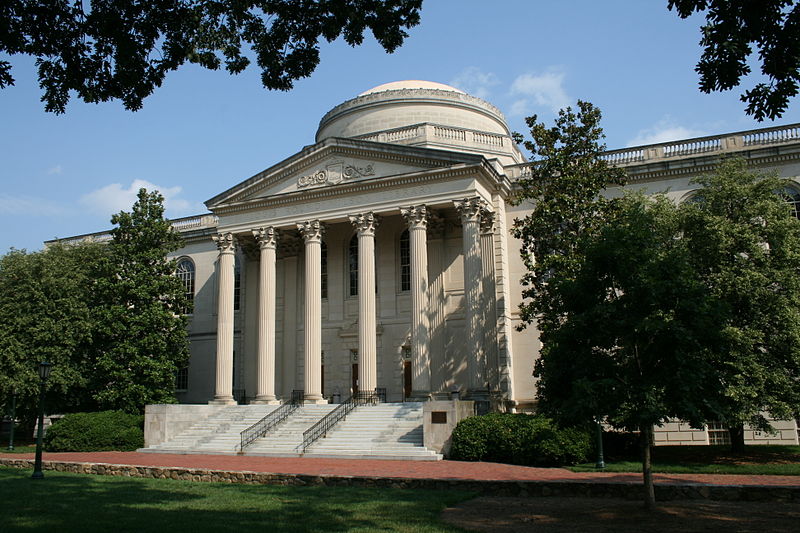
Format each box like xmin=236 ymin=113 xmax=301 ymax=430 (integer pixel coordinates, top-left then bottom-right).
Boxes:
xmin=403 ymin=361 xmax=412 ymax=399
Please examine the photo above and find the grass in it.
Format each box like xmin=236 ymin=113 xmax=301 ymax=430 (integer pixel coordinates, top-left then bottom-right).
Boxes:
xmin=0 ymin=466 xmax=473 ymax=533
xmin=570 ymin=445 xmax=800 ymax=475
xmin=2 ymin=445 xmax=37 ymax=454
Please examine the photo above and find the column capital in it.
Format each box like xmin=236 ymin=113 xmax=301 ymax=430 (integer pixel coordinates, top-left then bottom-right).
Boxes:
xmin=349 ymin=212 xmax=380 ymax=236
xmin=253 ymin=227 xmax=279 ymax=249
xmin=297 ymin=220 xmax=324 ymax=243
xmin=480 ymin=209 xmax=497 ymax=234
xmin=454 ymin=197 xmax=488 ymax=222
xmin=400 ymin=205 xmax=428 ymax=230
xmin=212 ymin=232 xmax=237 ymax=254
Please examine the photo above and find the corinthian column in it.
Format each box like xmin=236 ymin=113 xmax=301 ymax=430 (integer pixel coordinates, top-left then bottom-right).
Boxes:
xmin=400 ymin=205 xmax=431 ymax=399
xmin=349 ymin=212 xmax=380 ymax=394
xmin=297 ymin=220 xmax=327 ymax=404
xmin=252 ymin=227 xmax=280 ymax=404
xmin=211 ymin=232 xmax=237 ymax=405
xmin=454 ymin=197 xmax=488 ymax=396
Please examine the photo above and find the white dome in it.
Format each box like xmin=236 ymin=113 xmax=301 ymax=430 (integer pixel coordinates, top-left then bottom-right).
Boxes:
xmin=315 ymin=80 xmax=524 ymax=165
xmin=359 ymin=80 xmax=465 ymax=96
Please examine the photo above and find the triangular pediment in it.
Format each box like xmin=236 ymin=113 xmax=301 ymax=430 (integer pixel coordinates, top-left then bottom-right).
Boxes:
xmin=206 ymin=138 xmax=484 ymax=209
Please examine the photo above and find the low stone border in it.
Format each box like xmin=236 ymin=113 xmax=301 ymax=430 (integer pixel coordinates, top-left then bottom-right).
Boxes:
xmin=2 ymin=457 xmax=798 ymax=502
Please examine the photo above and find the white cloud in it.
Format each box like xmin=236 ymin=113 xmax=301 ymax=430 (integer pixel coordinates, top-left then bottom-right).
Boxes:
xmin=509 ymin=70 xmax=571 ymax=115
xmin=449 ymin=67 xmax=500 ymax=99
xmin=0 ymin=194 xmax=72 ymax=216
xmin=47 ymin=165 xmax=63 ymax=175
xmin=627 ymin=117 xmax=708 ymax=147
xmin=80 ymin=179 xmax=198 ymax=217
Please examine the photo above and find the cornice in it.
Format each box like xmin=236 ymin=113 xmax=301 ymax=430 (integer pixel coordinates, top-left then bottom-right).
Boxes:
xmin=624 ymin=149 xmax=800 ymax=184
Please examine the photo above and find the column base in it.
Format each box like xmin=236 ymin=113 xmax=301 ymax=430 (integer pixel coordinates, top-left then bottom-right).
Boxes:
xmin=303 ymin=396 xmax=329 ymax=405
xmin=250 ymin=397 xmax=281 ymax=405
xmin=208 ymin=397 xmax=237 ymax=406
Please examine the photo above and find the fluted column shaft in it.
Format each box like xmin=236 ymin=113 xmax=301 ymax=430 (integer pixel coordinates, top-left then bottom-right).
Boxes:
xmin=211 ymin=232 xmax=237 ymax=404
xmin=455 ymin=198 xmax=487 ymax=394
xmin=349 ymin=212 xmax=379 ymax=393
xmin=480 ymin=211 xmax=498 ymax=392
xmin=252 ymin=227 xmax=279 ymax=404
xmin=298 ymin=220 xmax=326 ymax=403
xmin=401 ymin=205 xmax=431 ymax=397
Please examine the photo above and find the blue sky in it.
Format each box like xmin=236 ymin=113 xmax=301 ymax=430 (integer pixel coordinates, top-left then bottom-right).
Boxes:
xmin=2 ymin=1 xmax=799 ymax=252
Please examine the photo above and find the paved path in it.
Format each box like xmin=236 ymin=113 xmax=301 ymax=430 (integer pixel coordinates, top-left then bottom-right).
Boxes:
xmin=2 ymin=451 xmax=798 ymax=488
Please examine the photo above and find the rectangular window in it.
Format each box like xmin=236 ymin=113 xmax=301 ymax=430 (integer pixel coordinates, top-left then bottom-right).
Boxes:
xmin=707 ymin=422 xmax=731 ymax=446
xmin=175 ymin=366 xmax=189 ymax=391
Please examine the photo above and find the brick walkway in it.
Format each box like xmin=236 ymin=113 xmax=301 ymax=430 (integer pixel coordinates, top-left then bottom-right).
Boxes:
xmin=2 ymin=451 xmax=799 ymax=488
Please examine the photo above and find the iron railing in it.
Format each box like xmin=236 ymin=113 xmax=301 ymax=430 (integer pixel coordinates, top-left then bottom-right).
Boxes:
xmin=237 ymin=391 xmax=304 ymax=452
xmin=300 ymin=388 xmax=385 ymax=453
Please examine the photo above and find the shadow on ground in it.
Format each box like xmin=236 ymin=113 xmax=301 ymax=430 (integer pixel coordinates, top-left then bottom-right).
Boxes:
xmin=442 ymin=496 xmax=800 ymax=533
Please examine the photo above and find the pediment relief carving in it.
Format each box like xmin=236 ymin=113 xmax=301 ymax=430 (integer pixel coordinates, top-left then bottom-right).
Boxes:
xmin=297 ymin=161 xmax=375 ymax=189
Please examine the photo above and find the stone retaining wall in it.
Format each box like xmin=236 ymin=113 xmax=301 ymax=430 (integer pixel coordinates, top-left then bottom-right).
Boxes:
xmin=1 ymin=457 xmax=798 ymax=503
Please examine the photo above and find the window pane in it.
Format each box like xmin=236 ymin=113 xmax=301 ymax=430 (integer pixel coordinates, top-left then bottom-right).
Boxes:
xmin=349 ymin=234 xmax=358 ymax=296
xmin=400 ymin=229 xmax=410 ymax=291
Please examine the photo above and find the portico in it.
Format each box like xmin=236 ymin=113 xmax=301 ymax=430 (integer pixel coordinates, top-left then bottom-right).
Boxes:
xmin=207 ymin=162 xmax=506 ymax=405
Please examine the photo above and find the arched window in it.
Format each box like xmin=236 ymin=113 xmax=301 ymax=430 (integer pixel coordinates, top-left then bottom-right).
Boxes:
xmin=399 ymin=229 xmax=410 ymax=291
xmin=233 ymin=257 xmax=241 ymax=311
xmin=781 ymin=186 xmax=800 ymax=219
xmin=176 ymin=258 xmax=195 ymax=313
xmin=321 ymin=241 xmax=328 ymax=299
xmin=349 ymin=234 xmax=358 ymax=297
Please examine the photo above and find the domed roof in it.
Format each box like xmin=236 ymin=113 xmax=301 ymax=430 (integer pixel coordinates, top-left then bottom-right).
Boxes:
xmin=359 ymin=80 xmax=465 ymax=96
xmin=315 ymin=80 xmax=524 ymax=164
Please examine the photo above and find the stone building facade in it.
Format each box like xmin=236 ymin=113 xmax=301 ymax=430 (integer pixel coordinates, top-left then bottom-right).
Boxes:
xmin=62 ymin=80 xmax=800 ymax=445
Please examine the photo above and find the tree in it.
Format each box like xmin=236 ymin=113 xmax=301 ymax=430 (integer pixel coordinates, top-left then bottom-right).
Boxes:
xmin=0 ymin=242 xmax=107 ymax=427
xmin=511 ymin=101 xmax=626 ymax=335
xmin=669 ymin=0 xmax=800 ymax=120
xmin=0 ymin=0 xmax=422 ymax=113
xmin=91 ymin=188 xmax=190 ymax=413
xmin=681 ymin=158 xmax=800 ymax=451
xmin=532 ymin=193 xmax=721 ymax=509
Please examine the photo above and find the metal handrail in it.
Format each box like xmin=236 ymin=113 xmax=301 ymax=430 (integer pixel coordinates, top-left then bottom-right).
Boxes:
xmin=237 ymin=391 xmax=304 ymax=452
xmin=300 ymin=388 xmax=386 ymax=453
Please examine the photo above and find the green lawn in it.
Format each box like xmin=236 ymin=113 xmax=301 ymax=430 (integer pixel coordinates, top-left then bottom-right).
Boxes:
xmin=2 ymin=445 xmax=37 ymax=454
xmin=571 ymin=445 xmax=800 ymax=475
xmin=0 ymin=467 xmax=472 ymax=532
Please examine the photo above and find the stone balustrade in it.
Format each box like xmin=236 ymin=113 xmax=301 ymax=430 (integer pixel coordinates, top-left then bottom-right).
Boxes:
xmin=504 ymin=123 xmax=800 ymax=180
xmin=355 ymin=122 xmax=507 ymax=151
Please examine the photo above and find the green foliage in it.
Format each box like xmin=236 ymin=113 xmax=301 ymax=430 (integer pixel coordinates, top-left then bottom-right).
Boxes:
xmin=534 ymin=192 xmax=721 ymax=433
xmin=511 ymin=101 xmax=626 ymax=333
xmin=449 ymin=413 xmax=592 ymax=466
xmin=669 ymin=0 xmax=800 ymax=120
xmin=92 ymin=189 xmax=190 ymax=413
xmin=0 ymin=242 xmax=107 ymax=425
xmin=1 ymin=189 xmax=191 ymax=418
xmin=0 ymin=1 xmax=422 ymax=113
xmin=681 ymin=158 xmax=800 ymax=434
xmin=44 ymin=411 xmax=144 ymax=452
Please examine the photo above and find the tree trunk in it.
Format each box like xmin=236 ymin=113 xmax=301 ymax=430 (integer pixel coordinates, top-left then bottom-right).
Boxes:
xmin=728 ymin=424 xmax=746 ymax=453
xmin=641 ymin=425 xmax=656 ymax=510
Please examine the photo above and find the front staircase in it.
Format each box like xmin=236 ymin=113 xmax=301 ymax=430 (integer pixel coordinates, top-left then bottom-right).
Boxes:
xmin=140 ymin=402 xmax=442 ymax=460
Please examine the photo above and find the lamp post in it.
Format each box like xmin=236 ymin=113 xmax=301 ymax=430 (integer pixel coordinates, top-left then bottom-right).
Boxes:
xmin=6 ymin=387 xmax=16 ymax=451
xmin=31 ymin=362 xmax=51 ymax=480
xmin=595 ymin=419 xmax=605 ymax=470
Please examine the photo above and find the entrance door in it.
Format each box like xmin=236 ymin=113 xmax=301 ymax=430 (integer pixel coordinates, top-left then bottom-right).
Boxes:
xmin=403 ymin=361 xmax=412 ymax=399
xmin=352 ymin=363 xmax=359 ymax=396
